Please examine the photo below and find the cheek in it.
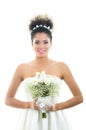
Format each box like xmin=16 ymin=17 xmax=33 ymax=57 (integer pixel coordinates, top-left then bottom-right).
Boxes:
xmin=47 ymin=44 xmax=52 ymax=48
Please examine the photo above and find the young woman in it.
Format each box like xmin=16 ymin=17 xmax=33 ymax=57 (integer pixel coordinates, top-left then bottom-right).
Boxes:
xmin=5 ymin=14 xmax=83 ymax=130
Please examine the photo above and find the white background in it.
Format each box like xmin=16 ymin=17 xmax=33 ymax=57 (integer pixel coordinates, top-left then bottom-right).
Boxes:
xmin=0 ymin=0 xmax=86 ymax=130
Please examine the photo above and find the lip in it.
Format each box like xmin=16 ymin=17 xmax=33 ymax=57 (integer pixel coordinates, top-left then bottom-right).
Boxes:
xmin=37 ymin=49 xmax=46 ymax=54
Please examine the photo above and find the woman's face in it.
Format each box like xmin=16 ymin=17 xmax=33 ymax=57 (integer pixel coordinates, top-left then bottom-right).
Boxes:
xmin=32 ymin=32 xmax=52 ymax=58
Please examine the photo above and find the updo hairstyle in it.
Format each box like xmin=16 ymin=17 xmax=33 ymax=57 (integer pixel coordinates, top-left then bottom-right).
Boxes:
xmin=29 ymin=14 xmax=54 ymax=42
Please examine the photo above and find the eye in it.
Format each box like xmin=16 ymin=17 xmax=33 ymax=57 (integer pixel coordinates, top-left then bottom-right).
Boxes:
xmin=44 ymin=41 xmax=49 ymax=44
xmin=34 ymin=41 xmax=40 ymax=44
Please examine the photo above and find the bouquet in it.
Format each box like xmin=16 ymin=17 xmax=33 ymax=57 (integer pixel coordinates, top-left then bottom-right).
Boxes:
xmin=24 ymin=71 xmax=60 ymax=118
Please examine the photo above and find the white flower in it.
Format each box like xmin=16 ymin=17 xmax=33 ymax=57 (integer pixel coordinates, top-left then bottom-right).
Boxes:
xmin=23 ymin=71 xmax=61 ymax=118
xmin=24 ymin=71 xmax=60 ymax=99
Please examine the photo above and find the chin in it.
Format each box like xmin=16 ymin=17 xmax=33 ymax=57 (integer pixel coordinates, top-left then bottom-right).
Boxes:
xmin=37 ymin=54 xmax=47 ymax=58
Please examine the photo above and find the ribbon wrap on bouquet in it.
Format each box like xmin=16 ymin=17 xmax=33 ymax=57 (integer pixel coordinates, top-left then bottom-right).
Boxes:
xmin=36 ymin=96 xmax=55 ymax=118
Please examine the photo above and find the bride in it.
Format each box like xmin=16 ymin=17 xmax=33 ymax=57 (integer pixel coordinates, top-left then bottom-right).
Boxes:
xmin=5 ymin=14 xmax=83 ymax=130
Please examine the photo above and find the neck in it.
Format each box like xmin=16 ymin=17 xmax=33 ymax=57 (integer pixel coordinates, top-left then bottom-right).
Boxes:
xmin=34 ymin=56 xmax=50 ymax=64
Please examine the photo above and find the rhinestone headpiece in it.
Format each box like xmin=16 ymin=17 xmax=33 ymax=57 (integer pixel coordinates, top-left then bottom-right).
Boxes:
xmin=32 ymin=24 xmax=52 ymax=32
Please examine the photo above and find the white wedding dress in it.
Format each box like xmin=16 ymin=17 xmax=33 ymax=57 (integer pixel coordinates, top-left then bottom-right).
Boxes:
xmin=16 ymin=74 xmax=73 ymax=130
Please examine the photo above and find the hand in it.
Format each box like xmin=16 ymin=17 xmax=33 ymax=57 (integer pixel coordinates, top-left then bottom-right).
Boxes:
xmin=47 ymin=104 xmax=61 ymax=111
xmin=29 ymin=100 xmax=39 ymax=110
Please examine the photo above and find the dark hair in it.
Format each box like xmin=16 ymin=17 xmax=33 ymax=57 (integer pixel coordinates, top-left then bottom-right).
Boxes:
xmin=29 ymin=14 xmax=54 ymax=42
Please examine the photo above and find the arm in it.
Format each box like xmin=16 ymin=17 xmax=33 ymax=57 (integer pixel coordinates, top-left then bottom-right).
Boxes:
xmin=49 ymin=62 xmax=83 ymax=111
xmin=5 ymin=64 xmax=37 ymax=109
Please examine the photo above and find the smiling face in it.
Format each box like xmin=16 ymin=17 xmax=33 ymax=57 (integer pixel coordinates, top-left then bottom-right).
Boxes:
xmin=32 ymin=32 xmax=52 ymax=58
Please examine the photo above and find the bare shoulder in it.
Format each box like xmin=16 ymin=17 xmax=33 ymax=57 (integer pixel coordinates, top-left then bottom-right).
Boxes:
xmin=55 ymin=61 xmax=72 ymax=79
xmin=57 ymin=61 xmax=69 ymax=69
xmin=54 ymin=61 xmax=69 ymax=70
xmin=14 ymin=63 xmax=27 ymax=75
xmin=55 ymin=61 xmax=66 ymax=66
xmin=16 ymin=61 xmax=33 ymax=70
xmin=14 ymin=62 xmax=33 ymax=80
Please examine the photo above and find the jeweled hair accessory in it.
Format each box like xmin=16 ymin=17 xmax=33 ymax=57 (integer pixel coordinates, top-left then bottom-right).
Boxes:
xmin=32 ymin=24 xmax=52 ymax=32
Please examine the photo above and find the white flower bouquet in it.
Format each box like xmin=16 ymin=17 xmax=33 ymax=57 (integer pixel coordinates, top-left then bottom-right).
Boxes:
xmin=24 ymin=71 xmax=60 ymax=118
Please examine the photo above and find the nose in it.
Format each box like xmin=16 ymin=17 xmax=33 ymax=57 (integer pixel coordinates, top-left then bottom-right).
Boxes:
xmin=38 ymin=43 xmax=45 ymax=48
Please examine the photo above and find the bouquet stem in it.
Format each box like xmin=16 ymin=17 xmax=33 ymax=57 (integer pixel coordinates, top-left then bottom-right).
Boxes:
xmin=42 ymin=112 xmax=47 ymax=118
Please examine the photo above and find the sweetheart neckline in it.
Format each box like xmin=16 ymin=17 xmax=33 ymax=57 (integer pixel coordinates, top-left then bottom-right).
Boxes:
xmin=23 ymin=72 xmax=62 ymax=81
